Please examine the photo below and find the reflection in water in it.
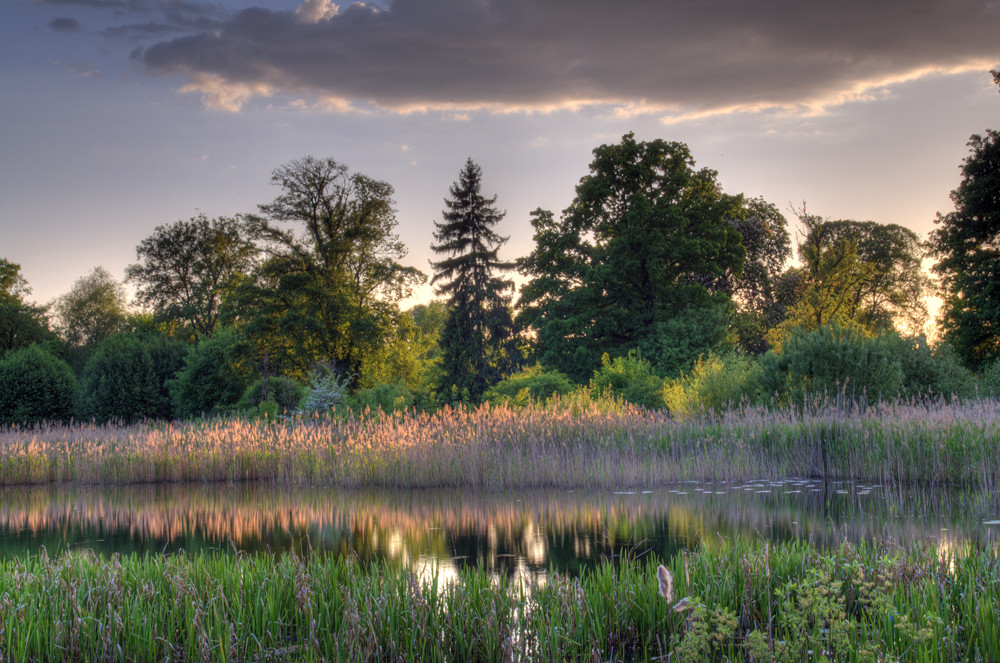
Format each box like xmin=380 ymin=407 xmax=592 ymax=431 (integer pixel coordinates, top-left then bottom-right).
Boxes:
xmin=0 ymin=481 xmax=997 ymax=578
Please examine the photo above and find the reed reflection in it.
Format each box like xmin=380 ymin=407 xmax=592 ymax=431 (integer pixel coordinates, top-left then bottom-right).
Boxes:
xmin=0 ymin=481 xmax=996 ymax=574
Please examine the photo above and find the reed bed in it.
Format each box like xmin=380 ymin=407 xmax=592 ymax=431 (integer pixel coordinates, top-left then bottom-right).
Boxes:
xmin=0 ymin=539 xmax=996 ymax=662
xmin=1 ymin=398 xmax=999 ymax=488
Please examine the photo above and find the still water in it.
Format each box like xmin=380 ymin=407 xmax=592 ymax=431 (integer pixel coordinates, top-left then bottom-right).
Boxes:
xmin=1 ymin=480 xmax=998 ymax=577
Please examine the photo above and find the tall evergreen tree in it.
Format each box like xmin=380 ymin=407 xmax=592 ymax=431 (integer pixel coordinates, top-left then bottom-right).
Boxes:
xmin=431 ymin=159 xmax=521 ymax=401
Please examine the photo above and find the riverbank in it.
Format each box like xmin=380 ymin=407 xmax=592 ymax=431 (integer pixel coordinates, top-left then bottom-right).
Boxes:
xmin=1 ymin=399 xmax=999 ymax=488
xmin=1 ymin=539 xmax=997 ymax=662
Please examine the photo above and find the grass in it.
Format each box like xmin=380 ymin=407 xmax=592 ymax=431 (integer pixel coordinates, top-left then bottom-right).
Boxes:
xmin=1 ymin=397 xmax=999 ymax=488
xmin=0 ymin=539 xmax=996 ymax=661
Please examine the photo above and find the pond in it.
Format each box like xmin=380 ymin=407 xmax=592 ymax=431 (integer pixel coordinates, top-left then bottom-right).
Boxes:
xmin=1 ymin=479 xmax=998 ymax=578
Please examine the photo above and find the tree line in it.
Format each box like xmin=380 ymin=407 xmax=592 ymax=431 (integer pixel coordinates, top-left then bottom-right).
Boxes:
xmin=2 ymin=73 xmax=998 ymax=424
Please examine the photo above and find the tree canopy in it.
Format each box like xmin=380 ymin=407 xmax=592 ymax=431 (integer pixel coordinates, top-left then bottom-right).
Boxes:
xmin=430 ymin=158 xmax=521 ymax=401
xmin=767 ymin=211 xmax=930 ymax=350
xmin=225 ymin=156 xmax=425 ymax=381
xmin=929 ymin=128 xmax=1000 ymax=369
xmin=53 ymin=267 xmax=129 ymax=349
xmin=126 ymin=214 xmax=257 ymax=337
xmin=517 ymin=133 xmax=746 ymax=380
xmin=0 ymin=258 xmax=57 ymax=357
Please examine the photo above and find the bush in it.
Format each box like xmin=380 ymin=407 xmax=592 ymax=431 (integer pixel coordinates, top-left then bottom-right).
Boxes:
xmin=79 ymin=334 xmax=161 ymax=423
xmin=881 ymin=334 xmax=974 ymax=401
xmin=663 ymin=352 xmax=762 ymax=416
xmin=297 ymin=365 xmax=352 ymax=414
xmin=0 ymin=344 xmax=78 ymax=425
xmin=483 ymin=366 xmax=576 ymax=406
xmin=237 ymin=376 xmax=305 ymax=412
xmin=169 ymin=328 xmax=249 ymax=417
xmin=759 ymin=324 xmax=903 ymax=405
xmin=978 ymin=357 xmax=1000 ymax=397
xmin=590 ymin=352 xmax=665 ymax=409
xmin=345 ymin=382 xmax=415 ymax=414
xmin=638 ymin=301 xmax=732 ymax=377
xmin=140 ymin=330 xmax=190 ymax=419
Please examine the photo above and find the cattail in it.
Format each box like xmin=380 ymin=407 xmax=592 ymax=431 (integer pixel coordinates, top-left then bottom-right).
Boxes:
xmin=656 ymin=564 xmax=673 ymax=602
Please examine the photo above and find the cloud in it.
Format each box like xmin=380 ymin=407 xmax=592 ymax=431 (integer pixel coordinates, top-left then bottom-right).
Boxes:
xmin=36 ymin=0 xmax=228 ymax=38
xmin=49 ymin=17 xmax=81 ymax=31
xmin=129 ymin=0 xmax=1000 ymax=115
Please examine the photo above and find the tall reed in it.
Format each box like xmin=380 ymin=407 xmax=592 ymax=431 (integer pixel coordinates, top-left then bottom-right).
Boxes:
xmin=1 ymin=540 xmax=996 ymax=661
xmin=1 ymin=398 xmax=998 ymax=488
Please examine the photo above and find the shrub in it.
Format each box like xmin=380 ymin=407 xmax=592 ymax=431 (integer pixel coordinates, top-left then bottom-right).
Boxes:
xmin=169 ymin=328 xmax=249 ymax=418
xmin=237 ymin=376 xmax=305 ymax=413
xmin=590 ymin=352 xmax=665 ymax=409
xmin=978 ymin=357 xmax=1000 ymax=397
xmin=881 ymin=334 xmax=974 ymax=401
xmin=483 ymin=366 xmax=576 ymax=406
xmin=79 ymin=334 xmax=161 ymax=423
xmin=759 ymin=324 xmax=903 ymax=405
xmin=140 ymin=330 xmax=190 ymax=419
xmin=663 ymin=352 xmax=762 ymax=416
xmin=346 ymin=382 xmax=415 ymax=414
xmin=297 ymin=365 xmax=352 ymax=414
xmin=638 ymin=301 xmax=732 ymax=377
xmin=0 ymin=344 xmax=78 ymax=425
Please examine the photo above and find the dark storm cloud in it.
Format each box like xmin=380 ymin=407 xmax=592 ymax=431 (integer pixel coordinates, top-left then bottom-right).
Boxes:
xmin=137 ymin=0 xmax=1000 ymax=113
xmin=49 ymin=17 xmax=81 ymax=31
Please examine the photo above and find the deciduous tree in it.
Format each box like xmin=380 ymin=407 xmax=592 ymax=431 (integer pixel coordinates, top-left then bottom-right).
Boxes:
xmin=53 ymin=267 xmax=129 ymax=349
xmin=929 ymin=128 xmax=1000 ymax=369
xmin=0 ymin=258 xmax=57 ymax=357
xmin=517 ymin=134 xmax=745 ymax=381
xmin=226 ymin=156 xmax=424 ymax=381
xmin=768 ymin=212 xmax=930 ymax=350
xmin=126 ymin=215 xmax=257 ymax=336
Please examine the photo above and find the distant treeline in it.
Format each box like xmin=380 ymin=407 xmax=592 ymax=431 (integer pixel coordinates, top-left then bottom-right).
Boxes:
xmin=2 ymin=119 xmax=999 ymax=425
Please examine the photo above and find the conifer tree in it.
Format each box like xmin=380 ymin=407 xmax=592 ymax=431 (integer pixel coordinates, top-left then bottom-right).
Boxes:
xmin=431 ymin=159 xmax=521 ymax=401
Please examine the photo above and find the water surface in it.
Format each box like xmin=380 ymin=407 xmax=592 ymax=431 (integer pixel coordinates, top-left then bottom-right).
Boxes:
xmin=2 ymin=480 xmax=997 ymax=578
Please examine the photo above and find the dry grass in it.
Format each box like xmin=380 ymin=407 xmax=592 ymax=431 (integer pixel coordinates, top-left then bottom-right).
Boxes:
xmin=1 ymin=397 xmax=998 ymax=488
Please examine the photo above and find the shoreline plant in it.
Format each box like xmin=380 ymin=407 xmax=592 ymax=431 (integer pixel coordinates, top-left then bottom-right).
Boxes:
xmin=1 ymin=397 xmax=998 ymax=489
xmin=0 ymin=539 xmax=995 ymax=661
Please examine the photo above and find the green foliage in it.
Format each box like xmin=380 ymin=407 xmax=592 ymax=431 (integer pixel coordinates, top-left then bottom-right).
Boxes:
xmin=760 ymin=324 xmax=904 ymax=405
xmin=298 ymin=365 xmax=353 ymax=413
xmin=237 ymin=376 xmax=305 ymax=412
xmin=345 ymin=382 xmax=415 ymax=414
xmin=978 ymin=357 xmax=1000 ymax=397
xmin=517 ymin=133 xmax=746 ymax=382
xmin=53 ymin=266 xmax=129 ymax=350
xmin=663 ymin=352 xmax=762 ymax=416
xmin=79 ymin=334 xmax=163 ymax=423
xmin=769 ymin=213 xmax=930 ymax=350
xmin=721 ymin=198 xmax=792 ymax=354
xmin=881 ymin=333 xmax=974 ymax=400
xmin=127 ymin=214 xmax=257 ymax=336
xmin=0 ymin=259 xmax=58 ymax=359
xmin=431 ymin=159 xmax=522 ymax=401
xmin=930 ymin=128 xmax=1000 ymax=369
xmin=590 ymin=352 xmax=665 ymax=409
xmin=483 ymin=366 xmax=576 ymax=406
xmin=638 ymin=301 xmax=733 ymax=377
xmin=0 ymin=345 xmax=78 ymax=426
xmin=224 ymin=156 xmax=425 ymax=382
xmin=169 ymin=328 xmax=250 ymax=417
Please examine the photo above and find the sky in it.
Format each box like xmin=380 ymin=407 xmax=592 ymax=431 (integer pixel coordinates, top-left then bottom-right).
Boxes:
xmin=2 ymin=0 xmax=999 ymax=322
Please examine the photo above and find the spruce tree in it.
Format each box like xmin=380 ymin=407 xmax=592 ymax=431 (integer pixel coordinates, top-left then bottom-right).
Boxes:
xmin=431 ymin=159 xmax=521 ymax=402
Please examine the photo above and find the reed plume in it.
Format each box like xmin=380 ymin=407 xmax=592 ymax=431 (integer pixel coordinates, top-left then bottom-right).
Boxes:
xmin=656 ymin=564 xmax=673 ymax=602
